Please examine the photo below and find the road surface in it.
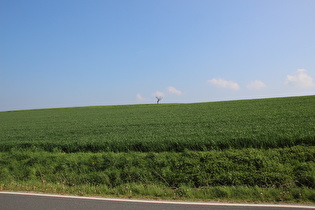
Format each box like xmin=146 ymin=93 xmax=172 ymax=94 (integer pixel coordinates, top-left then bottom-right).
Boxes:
xmin=1 ymin=192 xmax=314 ymax=210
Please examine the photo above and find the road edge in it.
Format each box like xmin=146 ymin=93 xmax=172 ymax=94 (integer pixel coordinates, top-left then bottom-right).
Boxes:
xmin=1 ymin=191 xmax=315 ymax=208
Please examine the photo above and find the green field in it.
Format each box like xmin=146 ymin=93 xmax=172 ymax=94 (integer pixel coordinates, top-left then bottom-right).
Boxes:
xmin=0 ymin=96 xmax=315 ymax=203
xmin=1 ymin=96 xmax=314 ymax=152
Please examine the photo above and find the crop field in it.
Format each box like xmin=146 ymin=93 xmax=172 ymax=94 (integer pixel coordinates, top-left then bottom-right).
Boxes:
xmin=0 ymin=95 xmax=315 ymax=203
xmin=0 ymin=95 xmax=314 ymax=152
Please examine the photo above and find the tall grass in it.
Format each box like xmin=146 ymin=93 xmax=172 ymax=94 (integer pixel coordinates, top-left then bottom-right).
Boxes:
xmin=1 ymin=146 xmax=315 ymax=188
xmin=1 ymin=146 xmax=315 ymax=202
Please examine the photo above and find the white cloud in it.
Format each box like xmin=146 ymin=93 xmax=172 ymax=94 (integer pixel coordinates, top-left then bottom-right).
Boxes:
xmin=167 ymin=86 xmax=182 ymax=95
xmin=246 ymin=80 xmax=266 ymax=90
xmin=208 ymin=78 xmax=240 ymax=90
xmin=286 ymin=69 xmax=314 ymax=88
xmin=136 ymin=93 xmax=147 ymax=101
xmin=153 ymin=91 xmax=164 ymax=98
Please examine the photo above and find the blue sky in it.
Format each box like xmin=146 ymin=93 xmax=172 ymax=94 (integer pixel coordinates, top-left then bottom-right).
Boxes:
xmin=1 ymin=0 xmax=315 ymax=111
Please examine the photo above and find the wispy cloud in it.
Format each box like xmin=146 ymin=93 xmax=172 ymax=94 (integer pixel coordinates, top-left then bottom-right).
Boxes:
xmin=208 ymin=78 xmax=240 ymax=90
xmin=167 ymin=86 xmax=182 ymax=95
xmin=137 ymin=87 xmax=181 ymax=103
xmin=246 ymin=80 xmax=266 ymax=90
xmin=153 ymin=91 xmax=165 ymax=98
xmin=285 ymin=69 xmax=314 ymax=88
xmin=136 ymin=93 xmax=147 ymax=101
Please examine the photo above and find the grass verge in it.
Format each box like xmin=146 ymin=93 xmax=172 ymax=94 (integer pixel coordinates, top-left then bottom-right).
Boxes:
xmin=1 ymin=181 xmax=315 ymax=204
xmin=1 ymin=146 xmax=314 ymax=203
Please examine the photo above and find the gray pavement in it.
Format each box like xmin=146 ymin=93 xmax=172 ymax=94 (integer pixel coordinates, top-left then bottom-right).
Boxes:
xmin=0 ymin=192 xmax=314 ymax=210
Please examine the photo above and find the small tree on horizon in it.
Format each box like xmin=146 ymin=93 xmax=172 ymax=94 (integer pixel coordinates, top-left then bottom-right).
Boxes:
xmin=156 ymin=96 xmax=162 ymax=104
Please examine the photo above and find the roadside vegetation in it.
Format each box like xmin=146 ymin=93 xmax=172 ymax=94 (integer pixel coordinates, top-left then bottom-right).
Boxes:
xmin=0 ymin=95 xmax=314 ymax=203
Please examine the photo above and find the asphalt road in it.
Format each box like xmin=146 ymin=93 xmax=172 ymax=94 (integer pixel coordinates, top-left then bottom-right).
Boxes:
xmin=1 ymin=192 xmax=314 ymax=210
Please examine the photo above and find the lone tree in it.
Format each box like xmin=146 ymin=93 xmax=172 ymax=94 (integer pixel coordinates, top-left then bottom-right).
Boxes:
xmin=156 ymin=96 xmax=162 ymax=104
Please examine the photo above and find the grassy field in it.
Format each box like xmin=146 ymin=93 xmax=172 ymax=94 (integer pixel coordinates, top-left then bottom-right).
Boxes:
xmin=0 ymin=96 xmax=314 ymax=152
xmin=0 ymin=95 xmax=315 ymax=203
